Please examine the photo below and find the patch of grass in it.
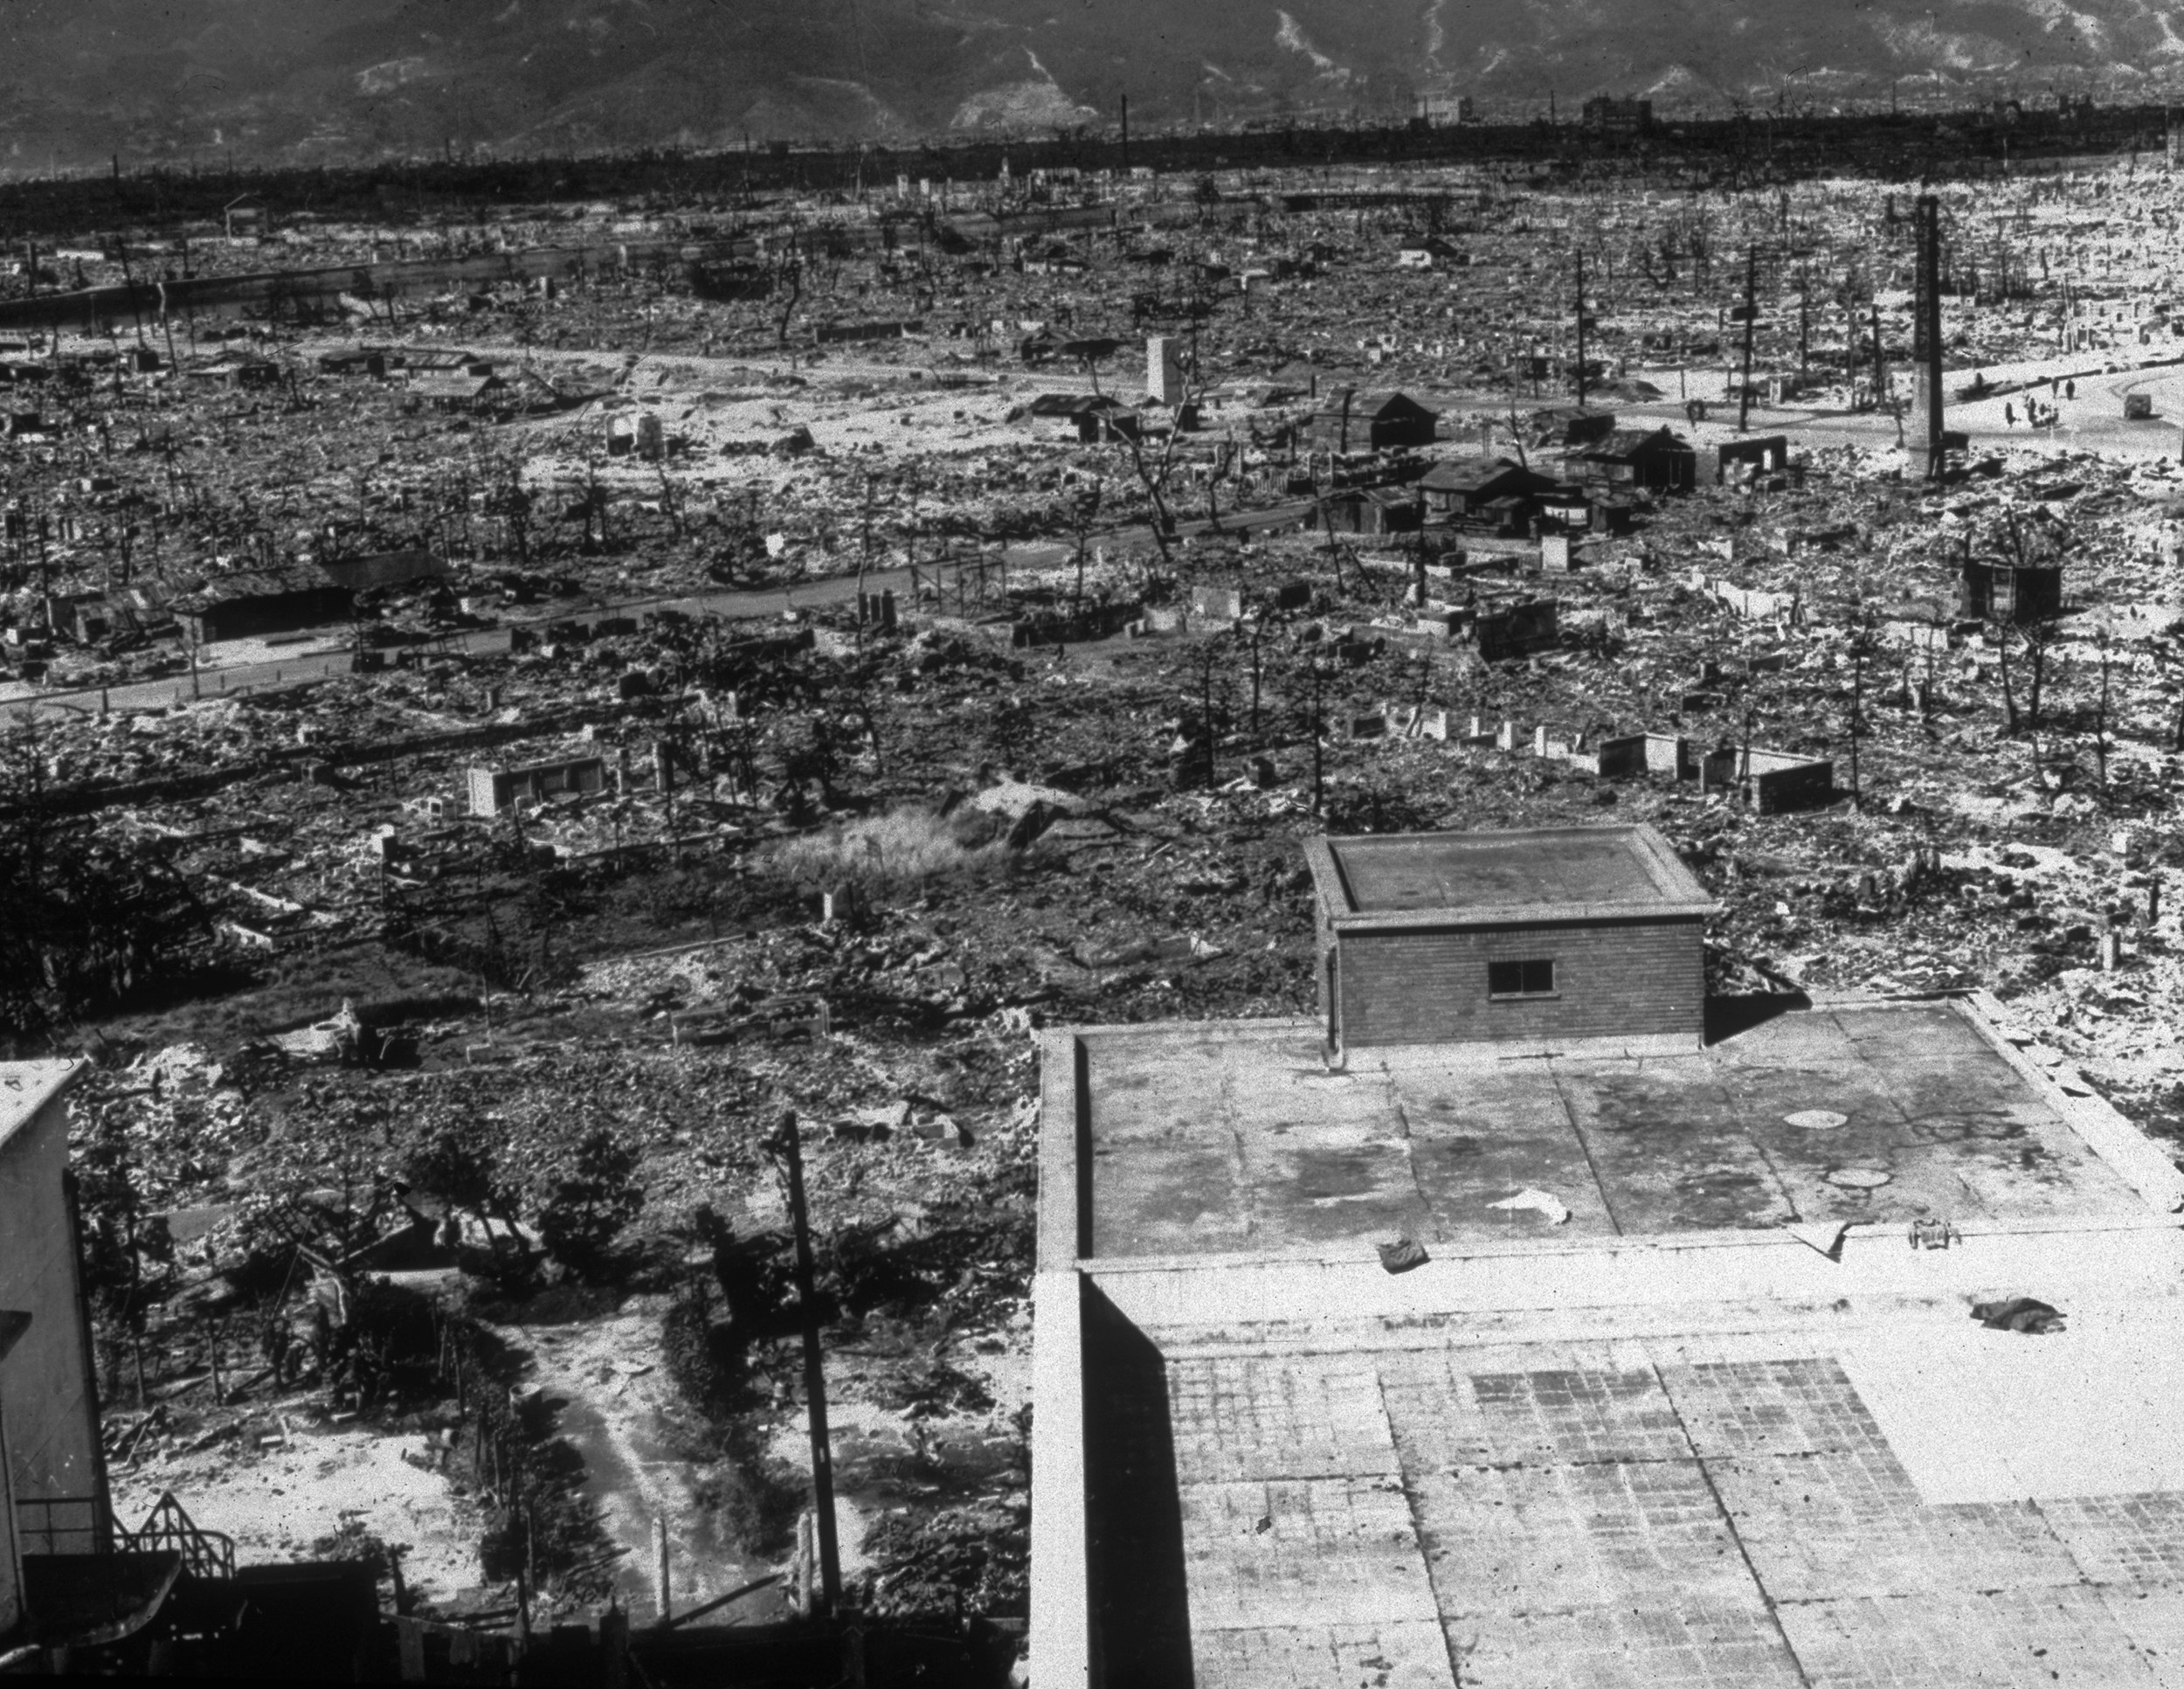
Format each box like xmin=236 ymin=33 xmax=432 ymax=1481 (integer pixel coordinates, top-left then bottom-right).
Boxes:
xmin=757 ymin=806 xmax=1011 ymax=896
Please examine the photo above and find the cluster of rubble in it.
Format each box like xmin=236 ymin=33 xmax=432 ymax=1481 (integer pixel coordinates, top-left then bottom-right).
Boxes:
xmin=12 ymin=136 xmax=2184 ymax=1679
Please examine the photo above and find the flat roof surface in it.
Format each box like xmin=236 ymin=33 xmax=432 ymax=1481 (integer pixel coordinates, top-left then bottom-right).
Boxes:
xmin=1054 ymin=1000 xmax=2184 ymax=1687
xmin=0 ymin=1060 xmax=81 ymax=1153
xmin=1084 ymin=1273 xmax=2184 ymax=1689
xmin=1319 ymin=825 xmax=1707 ymax=917
xmin=1076 ymin=1001 xmax=2139 ymax=1259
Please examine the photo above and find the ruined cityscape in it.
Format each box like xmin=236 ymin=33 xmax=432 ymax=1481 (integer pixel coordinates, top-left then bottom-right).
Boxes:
xmin=12 ymin=67 xmax=2184 ymax=1689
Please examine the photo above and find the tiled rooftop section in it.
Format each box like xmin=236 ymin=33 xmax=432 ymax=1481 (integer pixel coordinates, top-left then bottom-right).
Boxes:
xmin=1092 ymin=1311 xmax=2184 ymax=1687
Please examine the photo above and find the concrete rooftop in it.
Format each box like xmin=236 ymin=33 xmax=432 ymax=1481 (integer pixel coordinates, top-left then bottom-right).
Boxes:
xmin=1077 ymin=1000 xmax=2139 ymax=1257
xmin=1033 ymin=997 xmax=2184 ymax=1688
xmin=1314 ymin=825 xmax=1711 ymax=922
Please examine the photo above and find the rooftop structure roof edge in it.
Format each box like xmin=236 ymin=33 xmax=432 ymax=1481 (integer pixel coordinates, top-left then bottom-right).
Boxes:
xmin=1325 ymin=900 xmax=1718 ymax=930
xmin=1306 ymin=820 xmax=1719 ymax=919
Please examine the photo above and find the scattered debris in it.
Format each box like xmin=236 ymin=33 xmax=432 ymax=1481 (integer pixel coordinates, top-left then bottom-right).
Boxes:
xmin=1486 ymin=1188 xmax=1572 ymax=1225
xmin=1972 ymin=1297 xmax=2067 ymax=1335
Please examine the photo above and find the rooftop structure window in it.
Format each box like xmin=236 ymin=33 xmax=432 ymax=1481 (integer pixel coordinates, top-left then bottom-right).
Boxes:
xmin=1488 ymin=959 xmax=1557 ymax=999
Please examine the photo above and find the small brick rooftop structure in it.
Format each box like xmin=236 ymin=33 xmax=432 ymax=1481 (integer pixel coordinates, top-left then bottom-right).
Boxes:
xmin=1031 ymin=826 xmax=2184 ymax=1689
xmin=1304 ymin=824 xmax=1715 ymax=1052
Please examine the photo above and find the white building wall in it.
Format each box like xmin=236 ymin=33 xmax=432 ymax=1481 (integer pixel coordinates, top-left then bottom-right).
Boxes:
xmin=0 ymin=1063 xmax=101 ymax=1541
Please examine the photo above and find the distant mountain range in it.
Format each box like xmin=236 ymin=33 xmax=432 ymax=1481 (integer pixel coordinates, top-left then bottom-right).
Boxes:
xmin=2 ymin=0 xmax=2179 ymax=172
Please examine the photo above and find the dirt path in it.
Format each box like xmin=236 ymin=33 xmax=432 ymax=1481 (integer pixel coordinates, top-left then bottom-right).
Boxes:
xmin=498 ymin=1297 xmax=781 ymax=1625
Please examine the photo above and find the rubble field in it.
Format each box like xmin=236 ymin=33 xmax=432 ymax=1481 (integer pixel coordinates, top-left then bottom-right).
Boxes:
xmin=10 ymin=142 xmax=2184 ymax=1664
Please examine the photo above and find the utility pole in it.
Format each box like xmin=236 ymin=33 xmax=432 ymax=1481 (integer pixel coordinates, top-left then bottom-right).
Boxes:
xmin=1736 ymin=245 xmax=1759 ymax=432
xmin=1201 ymin=654 xmax=1217 ymax=792
xmin=1573 ymin=248 xmax=1589 ymax=407
xmin=1912 ymin=192 xmax=1946 ymax=481
xmin=1310 ymin=660 xmax=1327 ymax=814
xmin=1797 ymin=261 xmax=1810 ymax=377
xmin=767 ymin=1110 xmax=842 ymax=1616
xmin=1870 ymin=301 xmax=1886 ymax=414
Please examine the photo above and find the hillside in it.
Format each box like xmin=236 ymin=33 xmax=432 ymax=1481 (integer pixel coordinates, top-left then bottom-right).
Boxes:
xmin=2 ymin=0 xmax=2179 ymax=169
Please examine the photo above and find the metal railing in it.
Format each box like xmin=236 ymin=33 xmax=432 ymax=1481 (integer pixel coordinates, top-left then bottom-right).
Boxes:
xmin=129 ymin=1492 xmax=236 ymax=1582
xmin=15 ymin=1490 xmax=236 ymax=1582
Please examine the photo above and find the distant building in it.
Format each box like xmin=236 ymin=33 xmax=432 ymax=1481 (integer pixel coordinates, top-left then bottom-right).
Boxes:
xmin=467 ymin=754 xmax=608 ymax=817
xmin=1312 ymin=389 xmax=1439 ymax=453
xmin=176 ymin=567 xmax=353 ymax=647
xmin=184 ymin=356 xmax=280 ymax=390
xmin=1582 ymin=95 xmax=1654 ymax=137
xmin=1395 ymin=235 xmax=1461 ymax=271
xmin=1576 ymin=426 xmax=1697 ymax=493
xmin=1147 ymin=336 xmax=1185 ymax=405
xmin=1419 ymin=457 xmax=1560 ymax=521
xmin=316 ymin=548 xmax=446 ymax=595
xmin=316 ymin=349 xmax=388 ymax=378
xmin=1414 ymin=92 xmax=1476 ymax=127
xmin=408 ymin=370 xmax=505 ymax=412
xmin=1710 ymin=434 xmax=1790 ymax=484
xmin=397 ymin=348 xmax=485 ymax=375
xmin=1313 ymin=485 xmax=1425 ymax=536
xmin=1527 ymin=405 xmax=1617 ymax=449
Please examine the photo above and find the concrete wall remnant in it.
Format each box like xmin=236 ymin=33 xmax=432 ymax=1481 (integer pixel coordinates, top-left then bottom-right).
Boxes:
xmin=467 ymin=754 xmax=607 ymax=817
xmin=1961 ymin=560 xmax=2063 ymax=623
xmin=1702 ymin=744 xmax=1835 ymax=813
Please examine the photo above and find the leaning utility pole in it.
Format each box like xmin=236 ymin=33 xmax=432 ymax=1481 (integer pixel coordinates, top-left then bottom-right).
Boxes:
xmin=1912 ymin=192 xmax=1946 ymax=481
xmin=768 ymin=1111 xmax=843 ymax=1615
xmin=1735 ymin=245 xmax=1759 ymax=432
